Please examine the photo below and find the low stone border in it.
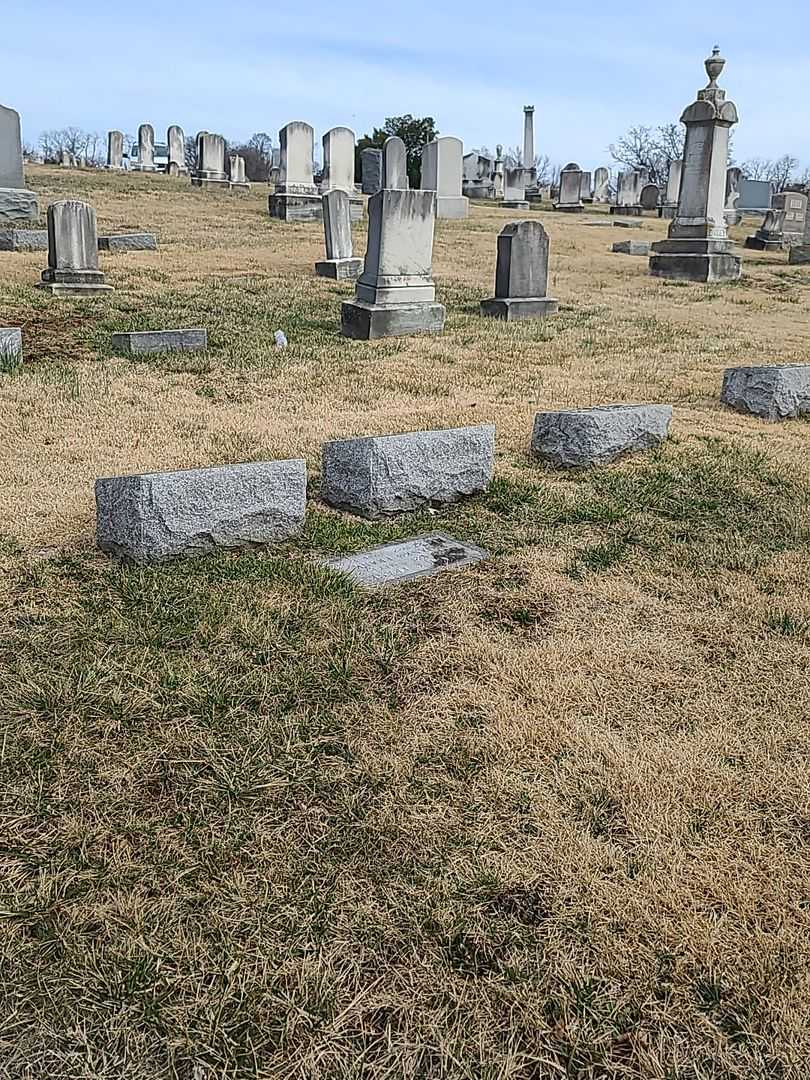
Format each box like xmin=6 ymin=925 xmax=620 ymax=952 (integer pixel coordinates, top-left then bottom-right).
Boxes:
xmin=721 ymin=364 xmax=810 ymax=421
xmin=531 ymin=404 xmax=672 ymax=467
xmin=111 ymin=329 xmax=207 ymax=355
xmin=98 ymin=233 xmax=158 ymax=252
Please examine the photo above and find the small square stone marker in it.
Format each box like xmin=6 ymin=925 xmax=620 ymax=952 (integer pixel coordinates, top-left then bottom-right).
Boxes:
xmin=721 ymin=364 xmax=810 ymax=421
xmin=111 ymin=329 xmax=208 ymax=355
xmin=612 ymin=240 xmax=651 ymax=256
xmin=98 ymin=233 xmax=158 ymax=252
xmin=321 ymin=532 xmax=490 ymax=588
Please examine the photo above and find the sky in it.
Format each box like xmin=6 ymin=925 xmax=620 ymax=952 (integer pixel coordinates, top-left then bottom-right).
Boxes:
xmin=4 ymin=0 xmax=809 ymax=171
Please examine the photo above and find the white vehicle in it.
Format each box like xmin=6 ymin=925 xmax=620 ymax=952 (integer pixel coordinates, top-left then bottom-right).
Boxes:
xmin=128 ymin=141 xmax=169 ymax=172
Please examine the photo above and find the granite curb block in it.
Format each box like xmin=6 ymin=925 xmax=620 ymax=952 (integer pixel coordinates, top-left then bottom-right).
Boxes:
xmin=96 ymin=459 xmax=307 ymax=561
xmin=111 ymin=329 xmax=208 ymax=355
xmin=531 ymin=404 xmax=672 ymax=467
xmin=721 ymin=364 xmax=810 ymax=421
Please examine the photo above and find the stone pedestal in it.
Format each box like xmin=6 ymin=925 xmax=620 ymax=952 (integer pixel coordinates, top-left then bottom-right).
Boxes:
xmin=649 ymin=48 xmax=741 ymax=285
xmin=270 ymin=187 xmax=323 ymax=221
xmin=38 ymin=200 xmax=113 ymax=297
xmin=341 ymin=188 xmax=445 ymax=340
xmin=610 ymin=204 xmax=643 ymax=216
xmin=480 ymin=220 xmax=558 ymax=321
xmin=316 ymin=257 xmax=364 ymax=280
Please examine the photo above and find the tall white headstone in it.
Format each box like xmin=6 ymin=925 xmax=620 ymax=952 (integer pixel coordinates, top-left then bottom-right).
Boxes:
xmin=316 ymin=189 xmax=363 ymax=280
xmin=321 ymin=127 xmax=355 ymax=193
xmin=270 ymin=121 xmax=322 ymax=221
xmin=420 ymin=136 xmax=468 ymax=219
xmin=0 ymin=103 xmax=38 ymax=222
xmin=167 ymin=125 xmax=186 ymax=176
xmin=137 ymin=124 xmax=156 ymax=171
xmin=383 ymin=137 xmax=408 ymax=189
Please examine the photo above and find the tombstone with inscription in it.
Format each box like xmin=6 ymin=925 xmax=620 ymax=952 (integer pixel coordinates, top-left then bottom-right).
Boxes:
xmin=611 ymin=168 xmax=647 ymax=215
xmin=0 ymin=104 xmax=38 ymax=222
xmin=38 ymin=200 xmax=113 ymax=296
xmin=316 ymin=189 xmax=362 ymax=280
xmin=167 ymin=125 xmax=186 ymax=176
xmin=321 ymin=127 xmax=363 ymax=220
xmin=503 ymin=167 xmax=529 ymax=209
xmin=341 ymin=185 xmax=445 ymax=339
xmin=135 ymin=124 xmax=157 ymax=171
xmin=421 ymin=136 xmax=469 ymax=219
xmin=650 ymin=48 xmax=741 ymax=282
xmin=555 ymin=162 xmax=584 ymax=212
xmin=361 ymin=148 xmax=383 ymax=195
xmin=480 ymin=219 xmax=558 ymax=320
xmin=107 ymin=130 xmax=124 ymax=170
xmin=269 ymin=121 xmax=322 ymax=221
xmin=191 ymin=132 xmax=228 ymax=189
xmin=772 ymin=191 xmax=807 ymax=245
xmin=593 ymin=167 xmax=610 ymax=203
xmin=724 ymin=166 xmax=742 ymax=225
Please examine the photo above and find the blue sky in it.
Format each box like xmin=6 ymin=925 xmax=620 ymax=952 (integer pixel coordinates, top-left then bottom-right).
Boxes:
xmin=5 ymin=0 xmax=809 ymax=170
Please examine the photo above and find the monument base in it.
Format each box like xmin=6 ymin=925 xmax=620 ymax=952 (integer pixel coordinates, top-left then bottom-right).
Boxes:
xmin=315 ymin=258 xmax=363 ymax=281
xmin=269 ymin=193 xmax=323 ymax=222
xmin=649 ymin=239 xmax=742 ymax=283
xmin=0 ymin=188 xmax=39 ymax=224
xmin=501 ymin=200 xmax=529 ymax=210
xmin=37 ymin=281 xmax=114 ymax=297
xmin=341 ymin=299 xmax=446 ymax=340
xmin=554 ymin=203 xmax=585 ymax=213
xmin=480 ymin=296 xmax=559 ymax=321
xmin=191 ymin=176 xmax=230 ymax=191
xmin=229 ymin=181 xmax=251 ymax=193
xmin=789 ymin=245 xmax=810 ymax=265
xmin=658 ymin=205 xmax=677 ymax=220
xmin=436 ymin=196 xmax=469 ymax=220
xmin=744 ymin=235 xmax=782 ymax=251
xmin=610 ymin=205 xmax=643 ymax=216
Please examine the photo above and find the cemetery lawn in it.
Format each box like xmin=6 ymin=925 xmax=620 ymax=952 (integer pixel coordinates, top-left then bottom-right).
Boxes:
xmin=1 ymin=167 xmax=810 ymax=1079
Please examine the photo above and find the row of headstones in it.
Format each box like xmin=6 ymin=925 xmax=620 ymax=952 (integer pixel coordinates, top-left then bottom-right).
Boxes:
xmin=107 ymin=125 xmax=250 ymax=190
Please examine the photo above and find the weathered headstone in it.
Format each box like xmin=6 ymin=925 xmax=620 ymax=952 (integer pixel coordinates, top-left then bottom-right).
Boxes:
xmin=111 ymin=329 xmax=207 ymax=355
xmin=341 ymin=188 xmax=445 ymax=339
xmin=555 ymin=162 xmax=584 ymax=212
xmin=593 ymin=167 xmax=610 ymax=203
xmin=167 ymin=125 xmax=186 ymax=175
xmin=640 ymin=183 xmax=660 ymax=211
xmin=0 ymin=327 xmax=22 ymax=369
xmin=229 ymin=154 xmax=250 ymax=192
xmin=96 ymin=459 xmax=307 ymax=562
xmin=383 ymin=136 xmax=408 ymax=189
xmin=420 ymin=136 xmax=469 ymax=219
xmin=531 ymin=404 xmax=672 ymax=467
xmin=322 ymin=425 xmax=495 ymax=517
xmin=661 ymin=160 xmax=683 ymax=218
xmin=107 ymin=130 xmax=124 ymax=170
xmin=724 ymin=166 xmax=742 ymax=225
xmin=97 ymin=233 xmax=157 ymax=252
xmin=136 ymin=124 xmax=156 ymax=171
xmin=744 ymin=208 xmax=786 ymax=251
xmin=650 ymin=48 xmax=741 ymax=283
xmin=0 ymin=104 xmax=38 ymax=222
xmin=493 ymin=146 xmax=505 ymax=200
xmin=580 ymin=171 xmax=593 ymax=202
xmin=502 ymin=167 xmax=528 ymax=208
xmin=192 ymin=132 xmax=228 ymax=190
xmin=480 ymin=220 xmax=558 ymax=320
xmin=315 ymin=189 xmax=362 ymax=280
xmin=612 ymin=168 xmax=647 ymax=215
xmin=361 ymin=148 xmax=383 ymax=195
xmin=321 ymin=127 xmax=363 ymax=220
xmin=38 ymin=201 xmax=113 ymax=297
xmin=721 ymin=364 xmax=810 ymax=420
xmin=0 ymin=228 xmax=48 ymax=251
xmin=269 ymin=121 xmax=322 ymax=220
xmin=322 ymin=533 xmax=489 ymax=588
xmin=772 ymin=191 xmax=807 ymax=245
xmin=612 ymin=240 xmax=651 ymax=256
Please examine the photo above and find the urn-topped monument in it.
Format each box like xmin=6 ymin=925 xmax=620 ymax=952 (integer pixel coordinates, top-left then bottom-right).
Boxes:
xmin=649 ymin=48 xmax=742 ymax=283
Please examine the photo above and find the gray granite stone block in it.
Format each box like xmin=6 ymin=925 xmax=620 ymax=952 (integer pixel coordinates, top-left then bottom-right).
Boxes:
xmin=322 ymin=532 xmax=489 ymax=587
xmin=322 ymin=424 xmax=495 ymax=518
xmin=788 ymin=246 xmax=810 ymax=265
xmin=720 ymin=364 xmax=810 ymax=421
xmin=111 ymin=329 xmax=208 ymax=355
xmin=612 ymin=218 xmax=643 ymax=229
xmin=531 ymin=404 xmax=672 ymax=468
xmin=0 ymin=187 xmax=38 ymax=223
xmin=0 ymin=228 xmax=48 ymax=251
xmin=340 ymin=299 xmax=446 ymax=339
xmin=96 ymin=458 xmax=307 ymax=561
xmin=98 ymin=233 xmax=158 ymax=252
xmin=479 ymin=297 xmax=558 ymax=320
xmin=315 ymin=258 xmax=363 ymax=281
xmin=0 ymin=327 xmax=22 ymax=367
xmin=612 ymin=240 xmax=651 ymax=256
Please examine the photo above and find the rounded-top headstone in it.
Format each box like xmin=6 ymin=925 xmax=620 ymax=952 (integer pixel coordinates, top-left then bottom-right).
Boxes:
xmin=383 ymin=137 xmax=408 ymax=190
xmin=640 ymin=183 xmax=660 ymax=210
xmin=562 ymin=162 xmax=581 ymax=171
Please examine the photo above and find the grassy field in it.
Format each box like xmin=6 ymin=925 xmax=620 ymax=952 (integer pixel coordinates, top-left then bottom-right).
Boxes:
xmin=1 ymin=166 xmax=810 ymax=1078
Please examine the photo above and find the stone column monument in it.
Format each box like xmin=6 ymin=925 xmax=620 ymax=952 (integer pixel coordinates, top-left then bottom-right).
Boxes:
xmin=523 ymin=106 xmax=537 ymax=190
xmin=269 ymin=121 xmax=322 ymax=221
xmin=650 ymin=48 xmax=741 ymax=283
xmin=0 ymin=104 xmax=38 ymax=222
xmin=420 ymin=136 xmax=469 ymax=219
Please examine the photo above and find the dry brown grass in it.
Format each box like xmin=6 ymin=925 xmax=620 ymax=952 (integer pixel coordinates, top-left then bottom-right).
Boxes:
xmin=1 ymin=166 xmax=810 ymax=1079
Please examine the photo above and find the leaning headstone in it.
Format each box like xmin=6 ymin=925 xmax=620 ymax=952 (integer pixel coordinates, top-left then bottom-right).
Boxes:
xmin=111 ymin=329 xmax=207 ymax=355
xmin=612 ymin=240 xmax=651 ymax=256
xmin=480 ymin=220 xmax=558 ymax=320
xmin=0 ymin=327 xmax=22 ymax=369
xmin=136 ymin=124 xmax=156 ymax=171
xmin=322 ymin=425 xmax=495 ymax=517
xmin=315 ymin=189 xmax=362 ymax=280
xmin=361 ymin=148 xmax=383 ymax=195
xmin=531 ymin=404 xmax=672 ymax=467
xmin=421 ymin=136 xmax=469 ymax=219
xmin=269 ymin=121 xmax=322 ymax=220
xmin=640 ymin=183 xmax=660 ymax=211
xmin=97 ymin=233 xmax=157 ymax=252
xmin=650 ymin=48 xmax=741 ymax=283
xmin=0 ymin=228 xmax=48 ymax=251
xmin=96 ymin=459 xmax=307 ymax=562
xmin=192 ymin=133 xmax=228 ymax=190
xmin=322 ymin=533 xmax=489 ymax=588
xmin=38 ymin=201 xmax=113 ymax=297
xmin=593 ymin=167 xmax=610 ymax=203
xmin=0 ymin=104 xmax=38 ymax=222
xmin=229 ymin=154 xmax=250 ymax=192
xmin=772 ymin=191 xmax=808 ymax=245
xmin=744 ymin=209 xmax=786 ymax=251
xmin=555 ymin=162 xmax=584 ymax=212
xmin=721 ymin=364 xmax=810 ymax=421
xmin=724 ymin=166 xmax=742 ymax=225
xmin=502 ymin=167 xmax=529 ymax=209
xmin=167 ymin=125 xmax=186 ymax=175
xmin=321 ymin=127 xmax=362 ymax=220
xmin=383 ymin=136 xmax=408 ymax=189
xmin=107 ymin=130 xmax=124 ymax=170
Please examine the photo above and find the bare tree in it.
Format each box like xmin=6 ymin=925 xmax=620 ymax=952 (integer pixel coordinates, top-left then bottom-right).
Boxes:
xmin=740 ymin=154 xmax=799 ymax=191
xmin=609 ymin=124 xmax=685 ymax=188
